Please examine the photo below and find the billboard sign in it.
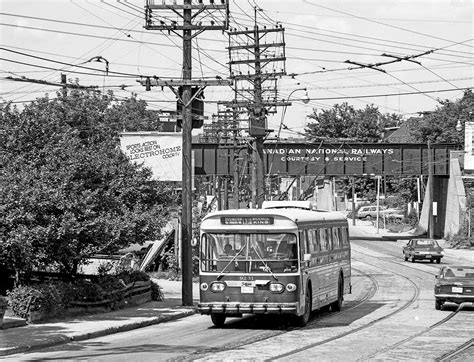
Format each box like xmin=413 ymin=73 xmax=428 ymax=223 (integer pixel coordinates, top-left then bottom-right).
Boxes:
xmin=120 ymin=132 xmax=182 ymax=181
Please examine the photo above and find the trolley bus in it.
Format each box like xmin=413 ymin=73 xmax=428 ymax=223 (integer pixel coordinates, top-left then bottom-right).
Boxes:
xmin=197 ymin=202 xmax=351 ymax=327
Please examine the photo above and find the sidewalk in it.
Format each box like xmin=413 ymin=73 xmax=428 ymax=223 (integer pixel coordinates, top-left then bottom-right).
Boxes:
xmin=0 ymin=279 xmax=199 ymax=357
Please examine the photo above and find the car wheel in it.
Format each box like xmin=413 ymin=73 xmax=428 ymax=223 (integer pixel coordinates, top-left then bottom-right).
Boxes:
xmin=210 ymin=313 xmax=226 ymax=327
xmin=430 ymin=259 xmax=434 ymax=263
xmin=365 ymin=215 xmax=372 ymax=221
xmin=404 ymin=255 xmax=408 ymax=261
xmin=436 ymin=258 xmax=441 ymax=264
xmin=411 ymin=256 xmax=415 ymax=263
xmin=296 ymin=285 xmax=312 ymax=327
xmin=435 ymin=299 xmax=443 ymax=310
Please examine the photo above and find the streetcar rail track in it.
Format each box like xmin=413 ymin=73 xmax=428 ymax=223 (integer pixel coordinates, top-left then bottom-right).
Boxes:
xmin=362 ymin=302 xmax=470 ymax=360
xmin=182 ymin=267 xmax=379 ymax=360
xmin=437 ymin=336 xmax=474 ymax=361
xmin=267 ymin=259 xmax=421 ymax=361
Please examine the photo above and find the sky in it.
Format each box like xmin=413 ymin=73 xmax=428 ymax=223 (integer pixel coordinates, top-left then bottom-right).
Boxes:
xmin=0 ymin=0 xmax=473 ymax=138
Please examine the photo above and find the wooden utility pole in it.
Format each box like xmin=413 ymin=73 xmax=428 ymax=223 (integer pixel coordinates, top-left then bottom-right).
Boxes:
xmin=141 ymin=0 xmax=229 ymax=306
xmin=227 ymin=11 xmax=288 ymax=208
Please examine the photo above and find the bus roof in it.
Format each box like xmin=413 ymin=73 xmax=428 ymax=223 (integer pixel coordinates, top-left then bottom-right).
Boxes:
xmin=261 ymin=200 xmax=317 ymax=210
xmin=201 ymin=208 xmax=348 ymax=228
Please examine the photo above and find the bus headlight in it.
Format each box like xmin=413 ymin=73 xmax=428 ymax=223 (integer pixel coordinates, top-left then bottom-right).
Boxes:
xmin=286 ymin=283 xmax=297 ymax=292
xmin=210 ymin=282 xmax=226 ymax=292
xmin=200 ymin=283 xmax=209 ymax=291
xmin=269 ymin=283 xmax=285 ymax=293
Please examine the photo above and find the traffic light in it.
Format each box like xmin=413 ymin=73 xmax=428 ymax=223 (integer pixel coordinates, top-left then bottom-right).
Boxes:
xmin=177 ymin=87 xmax=204 ymax=129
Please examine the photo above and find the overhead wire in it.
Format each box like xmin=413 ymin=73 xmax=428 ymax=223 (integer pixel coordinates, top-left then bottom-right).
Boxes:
xmin=303 ymin=1 xmax=474 ymax=49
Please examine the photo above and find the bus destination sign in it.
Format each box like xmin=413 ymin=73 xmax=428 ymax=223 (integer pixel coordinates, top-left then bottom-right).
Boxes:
xmin=221 ymin=216 xmax=274 ymax=225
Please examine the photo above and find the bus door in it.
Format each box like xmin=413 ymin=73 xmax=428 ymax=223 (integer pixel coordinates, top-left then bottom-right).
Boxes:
xmin=299 ymin=230 xmax=311 ymax=307
xmin=317 ymin=227 xmax=332 ymax=305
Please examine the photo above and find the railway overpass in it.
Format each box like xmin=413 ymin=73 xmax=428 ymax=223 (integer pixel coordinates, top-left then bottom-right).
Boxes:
xmin=193 ymin=142 xmax=461 ymax=238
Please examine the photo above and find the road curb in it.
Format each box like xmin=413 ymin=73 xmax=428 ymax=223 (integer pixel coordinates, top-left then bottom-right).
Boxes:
xmin=0 ymin=309 xmax=196 ymax=357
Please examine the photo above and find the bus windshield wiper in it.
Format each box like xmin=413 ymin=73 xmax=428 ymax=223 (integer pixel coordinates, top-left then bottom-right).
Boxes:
xmin=251 ymin=246 xmax=278 ymax=281
xmin=216 ymin=245 xmax=246 ymax=280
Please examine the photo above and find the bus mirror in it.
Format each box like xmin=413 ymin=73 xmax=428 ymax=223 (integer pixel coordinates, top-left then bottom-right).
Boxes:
xmin=303 ymin=254 xmax=311 ymax=262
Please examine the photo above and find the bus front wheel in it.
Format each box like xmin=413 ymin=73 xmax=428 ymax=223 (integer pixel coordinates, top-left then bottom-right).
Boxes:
xmin=331 ymin=274 xmax=344 ymax=312
xmin=297 ymin=285 xmax=312 ymax=327
xmin=210 ymin=313 xmax=226 ymax=327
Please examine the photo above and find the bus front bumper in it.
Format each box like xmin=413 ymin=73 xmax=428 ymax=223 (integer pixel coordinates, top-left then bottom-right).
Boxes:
xmin=198 ymin=302 xmax=299 ymax=315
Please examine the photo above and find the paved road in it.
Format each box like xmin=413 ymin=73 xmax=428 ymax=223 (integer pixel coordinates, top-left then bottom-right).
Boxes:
xmin=6 ymin=224 xmax=473 ymax=361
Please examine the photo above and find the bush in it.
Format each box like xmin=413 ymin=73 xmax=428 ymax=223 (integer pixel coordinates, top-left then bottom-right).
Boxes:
xmin=116 ymin=270 xmax=150 ymax=284
xmin=150 ymin=280 xmax=164 ymax=301
xmin=7 ymin=282 xmax=73 ymax=319
xmin=7 ymin=269 xmax=155 ymax=320
xmin=70 ymin=280 xmax=105 ymax=302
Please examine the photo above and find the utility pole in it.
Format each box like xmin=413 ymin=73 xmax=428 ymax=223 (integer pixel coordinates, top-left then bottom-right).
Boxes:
xmin=352 ymin=176 xmax=356 ymax=226
xmin=227 ymin=11 xmax=288 ymax=208
xmin=428 ymin=140 xmax=434 ymax=238
xmin=141 ymin=0 xmax=229 ymax=306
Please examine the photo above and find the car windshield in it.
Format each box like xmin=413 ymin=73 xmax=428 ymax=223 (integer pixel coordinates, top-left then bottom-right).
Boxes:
xmin=444 ymin=267 xmax=474 ymax=278
xmin=414 ymin=240 xmax=438 ymax=247
xmin=200 ymin=232 xmax=298 ymax=274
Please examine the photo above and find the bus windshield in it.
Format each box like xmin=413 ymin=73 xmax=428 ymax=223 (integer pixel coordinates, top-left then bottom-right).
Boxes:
xmin=201 ymin=232 xmax=298 ymax=274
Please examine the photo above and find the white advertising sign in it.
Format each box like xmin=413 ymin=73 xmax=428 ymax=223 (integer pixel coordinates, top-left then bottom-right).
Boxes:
xmin=464 ymin=122 xmax=474 ymax=170
xmin=120 ymin=132 xmax=182 ymax=181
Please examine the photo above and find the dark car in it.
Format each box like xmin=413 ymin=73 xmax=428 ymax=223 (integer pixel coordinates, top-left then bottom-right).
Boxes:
xmin=402 ymin=238 xmax=444 ymax=263
xmin=434 ymin=265 xmax=474 ymax=310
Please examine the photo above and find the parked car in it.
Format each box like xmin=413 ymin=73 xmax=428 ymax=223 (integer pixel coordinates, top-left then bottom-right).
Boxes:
xmin=402 ymin=239 xmax=444 ymax=263
xmin=357 ymin=205 xmax=384 ymax=220
xmin=434 ymin=265 xmax=474 ymax=310
xmin=357 ymin=205 xmax=404 ymax=220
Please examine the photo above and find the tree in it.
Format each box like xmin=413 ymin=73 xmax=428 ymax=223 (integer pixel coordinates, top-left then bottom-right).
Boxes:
xmin=304 ymin=103 xmax=401 ymax=142
xmin=0 ymin=90 xmax=178 ymax=282
xmin=410 ymin=90 xmax=474 ymax=144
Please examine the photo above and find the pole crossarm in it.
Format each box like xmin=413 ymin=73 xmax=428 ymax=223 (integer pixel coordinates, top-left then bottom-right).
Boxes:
xmin=229 ymin=57 xmax=286 ymax=66
xmin=224 ymin=100 xmax=291 ymax=108
xmin=227 ymin=42 xmax=286 ymax=51
xmin=146 ymin=3 xmax=228 ymax=11
xmin=228 ymin=27 xmax=284 ymax=36
xmin=137 ymin=78 xmax=232 ymax=87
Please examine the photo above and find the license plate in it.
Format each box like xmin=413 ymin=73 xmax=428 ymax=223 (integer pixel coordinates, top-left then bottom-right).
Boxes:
xmin=425 ymin=254 xmax=431 ymax=258
xmin=241 ymin=281 xmax=255 ymax=294
xmin=452 ymin=287 xmax=463 ymax=293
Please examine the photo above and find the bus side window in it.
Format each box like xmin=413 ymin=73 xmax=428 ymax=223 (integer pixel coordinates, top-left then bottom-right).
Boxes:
xmin=299 ymin=230 xmax=308 ymax=258
xmin=310 ymin=229 xmax=320 ymax=253
xmin=333 ymin=227 xmax=340 ymax=249
xmin=327 ymin=227 xmax=333 ymax=250
xmin=319 ymin=229 xmax=327 ymax=251
xmin=341 ymin=227 xmax=349 ymax=247
xmin=315 ymin=229 xmax=321 ymax=252
xmin=307 ymin=229 xmax=315 ymax=253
